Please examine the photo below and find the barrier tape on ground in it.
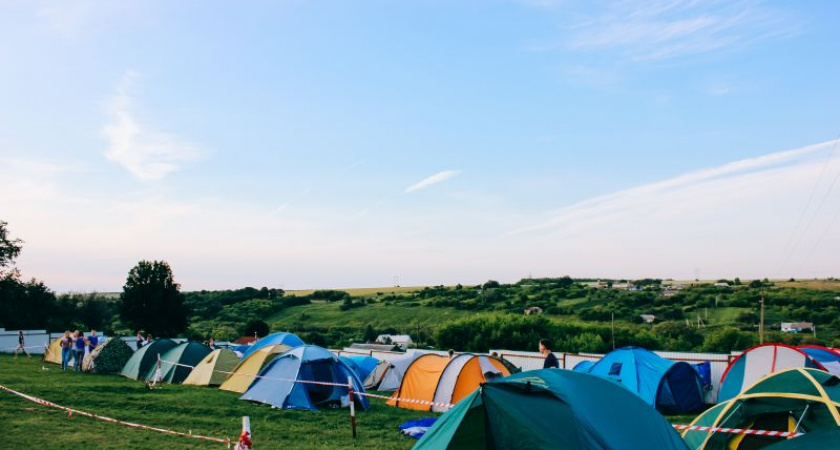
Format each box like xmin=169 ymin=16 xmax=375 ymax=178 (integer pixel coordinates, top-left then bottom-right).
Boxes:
xmin=354 ymin=391 xmax=455 ymax=409
xmin=0 ymin=384 xmax=232 ymax=446
xmin=672 ymin=424 xmax=803 ymax=438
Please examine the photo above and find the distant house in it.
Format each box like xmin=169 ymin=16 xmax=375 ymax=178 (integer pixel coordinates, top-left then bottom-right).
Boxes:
xmin=233 ymin=336 xmax=258 ymax=345
xmin=524 ymin=306 xmax=543 ymax=315
xmin=349 ymin=343 xmax=403 ymax=352
xmin=376 ymin=334 xmax=413 ymax=347
xmin=640 ymin=314 xmax=656 ymax=324
xmin=781 ymin=322 xmax=814 ymax=333
xmin=713 ymin=282 xmax=729 ymax=287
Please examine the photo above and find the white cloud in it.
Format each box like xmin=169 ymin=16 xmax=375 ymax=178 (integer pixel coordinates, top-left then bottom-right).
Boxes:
xmin=563 ymin=0 xmax=798 ymax=61
xmin=403 ymin=170 xmax=462 ymax=194
xmin=505 ymin=140 xmax=840 ymax=279
xmin=101 ymin=70 xmax=203 ymax=182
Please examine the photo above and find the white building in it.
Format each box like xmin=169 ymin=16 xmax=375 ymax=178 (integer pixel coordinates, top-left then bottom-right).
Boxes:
xmin=375 ymin=334 xmax=413 ymax=347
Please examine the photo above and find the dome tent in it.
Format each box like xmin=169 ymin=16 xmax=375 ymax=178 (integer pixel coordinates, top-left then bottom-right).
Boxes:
xmin=239 ymin=332 xmax=303 ymax=359
xmin=240 ymin=345 xmax=369 ymax=411
xmin=683 ymin=368 xmax=840 ymax=450
xmin=144 ymin=342 xmax=211 ymax=384
xmin=219 ymin=344 xmax=292 ymax=393
xmin=414 ymin=369 xmax=689 ymax=450
xmin=83 ymin=338 xmax=134 ymax=374
xmin=573 ymin=346 xmax=705 ymax=414
xmin=339 ymin=355 xmax=380 ymax=383
xmin=718 ymin=343 xmax=824 ymax=402
xmin=120 ymin=339 xmax=178 ymax=380
xmin=389 ymin=353 xmax=510 ymax=412
xmin=183 ymin=349 xmax=240 ymax=386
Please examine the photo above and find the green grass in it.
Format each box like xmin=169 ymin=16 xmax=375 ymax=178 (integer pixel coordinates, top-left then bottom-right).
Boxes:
xmin=268 ymin=302 xmax=482 ymax=331
xmin=285 ymin=286 xmax=425 ymax=297
xmin=0 ymin=355 xmax=432 ymax=449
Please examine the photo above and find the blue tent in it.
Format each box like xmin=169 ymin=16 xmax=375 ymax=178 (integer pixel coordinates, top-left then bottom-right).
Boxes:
xmin=240 ymin=345 xmax=370 ymax=411
xmin=339 ymin=355 xmax=380 ymax=382
xmin=574 ymin=346 xmax=705 ymax=414
xmin=798 ymin=345 xmax=840 ymax=376
xmin=572 ymin=360 xmax=595 ymax=372
xmin=240 ymin=332 xmax=304 ymax=360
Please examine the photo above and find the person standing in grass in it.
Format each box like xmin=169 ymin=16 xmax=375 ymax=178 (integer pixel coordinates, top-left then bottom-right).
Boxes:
xmin=87 ymin=330 xmax=99 ymax=353
xmin=539 ymin=338 xmax=559 ymax=369
xmin=136 ymin=331 xmax=144 ymax=350
xmin=14 ymin=331 xmax=30 ymax=358
xmin=73 ymin=330 xmax=86 ymax=372
xmin=60 ymin=331 xmax=72 ymax=371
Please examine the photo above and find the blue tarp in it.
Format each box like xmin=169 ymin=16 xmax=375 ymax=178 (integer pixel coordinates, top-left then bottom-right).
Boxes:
xmin=398 ymin=418 xmax=437 ymax=439
xmin=339 ymin=355 xmax=380 ymax=382
xmin=574 ymin=346 xmax=705 ymax=414
xmin=240 ymin=332 xmax=304 ymax=360
xmin=240 ymin=345 xmax=369 ymax=411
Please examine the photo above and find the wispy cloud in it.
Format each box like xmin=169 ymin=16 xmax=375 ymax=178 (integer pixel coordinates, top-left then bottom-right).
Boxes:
xmin=511 ymin=140 xmax=840 ymax=236
xmin=562 ymin=0 xmax=798 ymax=61
xmin=101 ymin=70 xmax=203 ymax=182
xmin=403 ymin=170 xmax=462 ymax=194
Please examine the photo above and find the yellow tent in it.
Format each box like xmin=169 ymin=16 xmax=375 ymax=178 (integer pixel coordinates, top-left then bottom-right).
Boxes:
xmin=183 ymin=349 xmax=240 ymax=386
xmin=389 ymin=353 xmax=510 ymax=412
xmin=219 ymin=344 xmax=291 ymax=393
xmin=43 ymin=338 xmax=63 ymax=364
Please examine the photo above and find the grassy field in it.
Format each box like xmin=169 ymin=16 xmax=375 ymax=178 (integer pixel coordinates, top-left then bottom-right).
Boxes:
xmin=0 ymin=355 xmax=432 ymax=450
xmin=285 ymin=286 xmax=425 ymax=297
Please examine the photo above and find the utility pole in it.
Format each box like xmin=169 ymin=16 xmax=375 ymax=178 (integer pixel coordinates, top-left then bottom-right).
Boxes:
xmin=759 ymin=293 xmax=765 ymax=344
xmin=611 ymin=312 xmax=615 ymax=350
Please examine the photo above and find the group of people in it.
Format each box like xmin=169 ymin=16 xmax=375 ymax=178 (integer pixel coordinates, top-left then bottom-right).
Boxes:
xmin=135 ymin=332 xmax=154 ymax=350
xmin=58 ymin=330 xmax=99 ymax=372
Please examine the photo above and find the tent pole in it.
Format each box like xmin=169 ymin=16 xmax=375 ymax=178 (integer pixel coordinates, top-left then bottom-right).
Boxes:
xmin=793 ymin=404 xmax=810 ymax=433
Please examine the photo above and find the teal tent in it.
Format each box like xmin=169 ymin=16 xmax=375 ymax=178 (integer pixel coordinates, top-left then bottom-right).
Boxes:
xmin=240 ymin=332 xmax=304 ymax=359
xmin=120 ymin=339 xmax=177 ymax=380
xmin=414 ymin=369 xmax=688 ymax=450
xmin=145 ymin=342 xmax=212 ymax=384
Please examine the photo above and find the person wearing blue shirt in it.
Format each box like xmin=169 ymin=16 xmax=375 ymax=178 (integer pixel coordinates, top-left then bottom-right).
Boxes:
xmin=87 ymin=330 xmax=99 ymax=353
xmin=73 ymin=330 xmax=86 ymax=372
xmin=539 ymin=338 xmax=559 ymax=369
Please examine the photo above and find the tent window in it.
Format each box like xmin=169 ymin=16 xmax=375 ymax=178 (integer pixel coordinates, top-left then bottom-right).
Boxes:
xmin=609 ymin=363 xmax=622 ymax=376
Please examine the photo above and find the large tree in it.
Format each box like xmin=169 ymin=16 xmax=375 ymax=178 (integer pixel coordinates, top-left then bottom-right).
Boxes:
xmin=0 ymin=220 xmax=23 ymax=277
xmin=119 ymin=260 xmax=188 ymax=337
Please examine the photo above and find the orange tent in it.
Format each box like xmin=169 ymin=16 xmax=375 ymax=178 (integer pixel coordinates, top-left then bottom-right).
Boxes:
xmin=388 ymin=353 xmax=510 ymax=412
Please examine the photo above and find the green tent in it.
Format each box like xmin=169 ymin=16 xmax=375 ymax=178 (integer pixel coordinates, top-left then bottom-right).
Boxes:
xmin=120 ymin=339 xmax=177 ymax=380
xmin=682 ymin=368 xmax=840 ymax=450
xmin=83 ymin=338 xmax=134 ymax=374
xmin=414 ymin=369 xmax=689 ymax=450
xmin=144 ymin=342 xmax=212 ymax=384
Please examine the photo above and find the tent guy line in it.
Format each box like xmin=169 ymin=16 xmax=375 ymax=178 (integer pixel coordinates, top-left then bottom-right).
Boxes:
xmin=157 ymin=357 xmax=458 ymax=409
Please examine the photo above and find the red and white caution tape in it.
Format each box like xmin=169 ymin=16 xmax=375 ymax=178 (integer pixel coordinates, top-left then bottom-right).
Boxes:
xmin=161 ymin=358 xmax=456 ymax=409
xmin=673 ymin=424 xmax=803 ymax=438
xmin=0 ymin=384 xmax=232 ymax=446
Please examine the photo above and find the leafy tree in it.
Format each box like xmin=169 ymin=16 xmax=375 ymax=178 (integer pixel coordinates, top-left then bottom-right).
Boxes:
xmin=118 ymin=260 xmax=188 ymax=337
xmin=0 ymin=220 xmax=23 ymax=276
xmin=242 ymin=319 xmax=270 ymax=338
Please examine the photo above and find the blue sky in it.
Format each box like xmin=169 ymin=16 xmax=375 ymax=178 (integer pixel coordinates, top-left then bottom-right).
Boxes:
xmin=1 ymin=0 xmax=839 ymax=291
